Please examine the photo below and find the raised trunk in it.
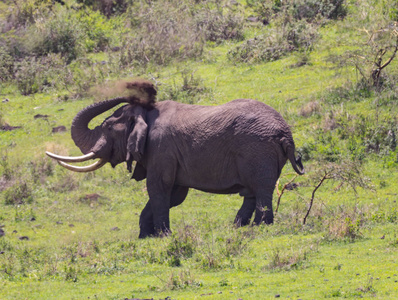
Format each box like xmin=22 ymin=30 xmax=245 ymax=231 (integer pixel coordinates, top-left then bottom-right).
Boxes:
xmin=71 ymin=97 xmax=129 ymax=154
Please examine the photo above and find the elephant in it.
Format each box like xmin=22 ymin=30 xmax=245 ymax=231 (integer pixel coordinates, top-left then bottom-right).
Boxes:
xmin=46 ymin=79 xmax=304 ymax=238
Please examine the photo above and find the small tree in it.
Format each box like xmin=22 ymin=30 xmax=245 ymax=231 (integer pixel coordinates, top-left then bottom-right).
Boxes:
xmin=351 ymin=25 xmax=398 ymax=88
xmin=302 ymin=160 xmax=373 ymax=224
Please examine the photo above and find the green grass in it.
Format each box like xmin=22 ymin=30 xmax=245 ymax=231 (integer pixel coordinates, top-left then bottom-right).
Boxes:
xmin=1 ymin=0 xmax=398 ymax=299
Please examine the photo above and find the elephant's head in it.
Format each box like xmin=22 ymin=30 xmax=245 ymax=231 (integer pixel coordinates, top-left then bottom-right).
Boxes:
xmin=46 ymin=80 xmax=156 ymax=173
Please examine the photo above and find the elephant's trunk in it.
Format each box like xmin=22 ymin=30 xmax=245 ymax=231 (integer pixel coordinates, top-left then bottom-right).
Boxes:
xmin=71 ymin=97 xmax=130 ymax=154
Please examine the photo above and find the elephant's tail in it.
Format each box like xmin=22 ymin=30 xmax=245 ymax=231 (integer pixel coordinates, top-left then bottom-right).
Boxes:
xmin=282 ymin=139 xmax=305 ymax=175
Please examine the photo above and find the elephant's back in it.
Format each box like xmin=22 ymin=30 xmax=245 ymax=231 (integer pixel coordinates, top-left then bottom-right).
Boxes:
xmin=153 ymin=99 xmax=292 ymax=141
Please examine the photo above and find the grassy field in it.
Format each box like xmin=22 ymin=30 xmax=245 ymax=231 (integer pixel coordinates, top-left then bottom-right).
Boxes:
xmin=1 ymin=0 xmax=398 ymax=299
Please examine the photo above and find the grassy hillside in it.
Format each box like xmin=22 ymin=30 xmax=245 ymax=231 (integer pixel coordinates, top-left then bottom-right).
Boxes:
xmin=1 ymin=0 xmax=398 ymax=299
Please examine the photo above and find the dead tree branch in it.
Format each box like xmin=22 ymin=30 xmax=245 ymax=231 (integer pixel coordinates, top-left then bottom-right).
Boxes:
xmin=303 ymin=171 xmax=331 ymax=225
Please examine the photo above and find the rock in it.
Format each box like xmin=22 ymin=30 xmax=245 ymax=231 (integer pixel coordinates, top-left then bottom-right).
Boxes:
xmin=0 ymin=124 xmax=22 ymax=131
xmin=0 ymin=228 xmax=5 ymax=237
xmin=247 ymin=16 xmax=259 ymax=22
xmin=19 ymin=236 xmax=29 ymax=240
xmin=34 ymin=114 xmax=49 ymax=119
xmin=52 ymin=126 xmax=67 ymax=133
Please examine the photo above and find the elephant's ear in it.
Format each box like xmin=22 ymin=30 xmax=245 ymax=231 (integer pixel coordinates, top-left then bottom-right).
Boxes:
xmin=126 ymin=106 xmax=148 ymax=164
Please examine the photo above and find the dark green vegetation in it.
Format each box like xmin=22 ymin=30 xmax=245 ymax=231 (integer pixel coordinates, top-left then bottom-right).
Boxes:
xmin=1 ymin=0 xmax=397 ymax=298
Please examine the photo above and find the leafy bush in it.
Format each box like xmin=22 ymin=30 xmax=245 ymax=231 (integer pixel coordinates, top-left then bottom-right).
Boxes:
xmin=158 ymin=69 xmax=213 ymax=104
xmin=291 ymin=0 xmax=347 ymax=21
xmin=74 ymin=9 xmax=116 ymax=52
xmin=228 ymin=20 xmax=318 ymax=63
xmin=195 ymin=7 xmax=244 ymax=43
xmin=62 ymin=57 xmax=112 ymax=98
xmin=3 ymin=0 xmax=51 ymax=30
xmin=27 ymin=9 xmax=84 ymax=63
xmin=76 ymin=0 xmax=131 ymax=17
xmin=14 ymin=54 xmax=66 ymax=95
xmin=120 ymin=0 xmax=245 ymax=66
xmin=4 ymin=182 xmax=33 ymax=205
xmin=121 ymin=0 xmax=205 ymax=65
xmin=246 ymin=0 xmax=346 ymax=24
xmin=0 ymin=48 xmax=14 ymax=82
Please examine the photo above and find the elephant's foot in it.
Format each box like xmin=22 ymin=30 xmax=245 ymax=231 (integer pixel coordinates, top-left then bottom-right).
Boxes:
xmin=234 ymin=215 xmax=251 ymax=227
xmin=138 ymin=227 xmax=155 ymax=239
xmin=252 ymin=210 xmax=273 ymax=225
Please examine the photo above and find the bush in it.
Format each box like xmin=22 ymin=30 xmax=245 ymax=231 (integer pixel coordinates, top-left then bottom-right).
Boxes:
xmin=27 ymin=9 xmax=84 ymax=63
xmin=121 ymin=0 xmax=205 ymax=66
xmin=291 ymin=0 xmax=347 ymax=21
xmin=0 ymin=48 xmax=14 ymax=82
xmin=4 ymin=182 xmax=33 ymax=205
xmin=228 ymin=20 xmax=318 ymax=63
xmin=246 ymin=0 xmax=346 ymax=24
xmin=76 ymin=0 xmax=131 ymax=17
xmin=120 ymin=0 xmax=245 ymax=66
xmin=3 ymin=0 xmax=51 ymax=31
xmin=195 ymin=7 xmax=244 ymax=43
xmin=74 ymin=9 xmax=120 ymax=52
xmin=14 ymin=54 xmax=66 ymax=95
xmin=158 ymin=69 xmax=213 ymax=104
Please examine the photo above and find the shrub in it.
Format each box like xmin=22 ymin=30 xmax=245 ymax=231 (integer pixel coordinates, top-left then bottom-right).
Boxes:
xmin=158 ymin=69 xmax=213 ymax=104
xmin=63 ymin=57 xmax=112 ymax=98
xmin=246 ymin=0 xmax=346 ymax=24
xmin=265 ymin=246 xmax=314 ymax=271
xmin=14 ymin=54 xmax=66 ymax=95
xmin=121 ymin=0 xmax=205 ymax=66
xmin=27 ymin=9 xmax=84 ymax=63
xmin=290 ymin=0 xmax=347 ymax=21
xmin=300 ymin=101 xmax=321 ymax=117
xmin=4 ymin=182 xmax=33 ymax=205
xmin=0 ymin=48 xmax=15 ymax=82
xmin=195 ymin=7 xmax=244 ymax=43
xmin=228 ymin=20 xmax=318 ymax=63
xmin=76 ymin=0 xmax=131 ymax=17
xmin=75 ymin=9 xmax=115 ymax=52
xmin=166 ymin=232 xmax=196 ymax=267
xmin=3 ymin=0 xmax=51 ymax=30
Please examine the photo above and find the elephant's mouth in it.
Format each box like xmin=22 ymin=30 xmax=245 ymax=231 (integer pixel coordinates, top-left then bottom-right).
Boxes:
xmin=45 ymin=151 xmax=107 ymax=172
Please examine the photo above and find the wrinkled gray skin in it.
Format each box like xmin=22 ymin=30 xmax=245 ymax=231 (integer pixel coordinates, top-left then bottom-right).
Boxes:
xmin=70 ymin=98 xmax=304 ymax=238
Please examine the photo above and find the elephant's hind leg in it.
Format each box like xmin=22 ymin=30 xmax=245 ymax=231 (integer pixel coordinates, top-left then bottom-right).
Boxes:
xmin=253 ymin=186 xmax=275 ymax=225
xmin=234 ymin=196 xmax=256 ymax=227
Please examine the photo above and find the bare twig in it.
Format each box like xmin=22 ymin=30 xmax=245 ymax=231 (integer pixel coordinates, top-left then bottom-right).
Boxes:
xmin=303 ymin=171 xmax=331 ymax=225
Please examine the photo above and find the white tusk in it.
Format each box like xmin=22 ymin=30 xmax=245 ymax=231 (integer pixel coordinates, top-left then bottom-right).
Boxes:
xmin=56 ymin=159 xmax=107 ymax=173
xmin=46 ymin=151 xmax=96 ymax=162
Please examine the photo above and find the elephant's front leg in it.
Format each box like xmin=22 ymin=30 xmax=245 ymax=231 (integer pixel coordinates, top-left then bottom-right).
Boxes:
xmin=146 ymin=177 xmax=174 ymax=236
xmin=234 ymin=196 xmax=256 ymax=227
xmin=138 ymin=185 xmax=188 ymax=238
